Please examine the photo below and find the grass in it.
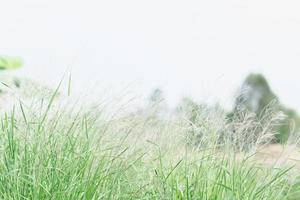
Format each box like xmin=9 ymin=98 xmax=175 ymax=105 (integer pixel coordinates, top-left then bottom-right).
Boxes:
xmin=0 ymin=87 xmax=298 ymax=199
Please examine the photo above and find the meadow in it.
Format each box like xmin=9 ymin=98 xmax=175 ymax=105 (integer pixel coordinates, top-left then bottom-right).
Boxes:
xmin=0 ymin=81 xmax=299 ymax=200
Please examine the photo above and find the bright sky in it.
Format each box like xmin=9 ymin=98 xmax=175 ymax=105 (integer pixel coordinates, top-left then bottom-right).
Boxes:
xmin=1 ymin=0 xmax=300 ymax=111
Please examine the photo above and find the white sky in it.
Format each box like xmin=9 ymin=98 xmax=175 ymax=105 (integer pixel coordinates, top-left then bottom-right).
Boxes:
xmin=1 ymin=0 xmax=300 ymax=111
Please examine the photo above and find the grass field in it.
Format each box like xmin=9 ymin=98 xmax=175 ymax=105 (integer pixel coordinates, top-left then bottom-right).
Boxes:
xmin=0 ymin=86 xmax=299 ymax=200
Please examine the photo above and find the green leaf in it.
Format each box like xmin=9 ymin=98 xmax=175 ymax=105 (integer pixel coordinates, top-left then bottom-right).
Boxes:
xmin=0 ymin=56 xmax=23 ymax=70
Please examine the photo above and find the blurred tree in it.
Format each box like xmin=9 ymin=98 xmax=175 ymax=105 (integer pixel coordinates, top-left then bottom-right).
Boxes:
xmin=277 ymin=106 xmax=300 ymax=143
xmin=176 ymin=97 xmax=206 ymax=145
xmin=149 ymin=88 xmax=164 ymax=105
xmin=176 ymin=97 xmax=201 ymax=122
xmin=147 ymin=88 xmax=168 ymax=118
xmin=231 ymin=73 xmax=300 ymax=143
xmin=233 ymin=74 xmax=279 ymax=115
xmin=177 ymin=97 xmax=226 ymax=147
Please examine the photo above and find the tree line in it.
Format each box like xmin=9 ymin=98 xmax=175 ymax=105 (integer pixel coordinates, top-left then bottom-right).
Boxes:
xmin=149 ymin=74 xmax=300 ymax=144
xmin=1 ymin=55 xmax=299 ymax=144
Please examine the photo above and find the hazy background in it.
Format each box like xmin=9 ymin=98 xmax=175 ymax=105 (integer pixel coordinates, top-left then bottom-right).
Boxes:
xmin=1 ymin=0 xmax=300 ymax=110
